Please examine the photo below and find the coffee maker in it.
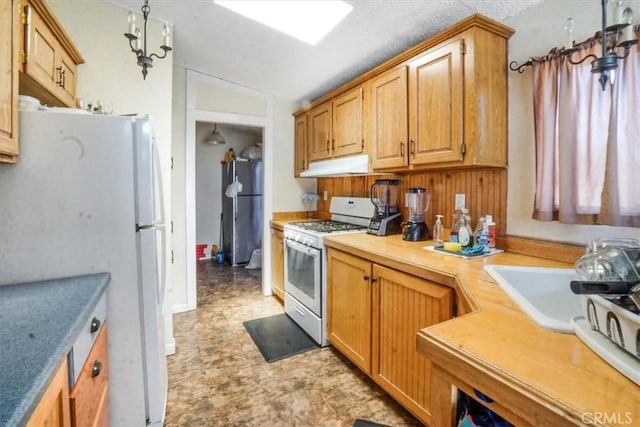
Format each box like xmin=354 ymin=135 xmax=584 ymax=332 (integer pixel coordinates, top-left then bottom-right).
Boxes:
xmin=367 ymin=179 xmax=402 ymax=236
xmin=402 ymin=187 xmax=430 ymax=241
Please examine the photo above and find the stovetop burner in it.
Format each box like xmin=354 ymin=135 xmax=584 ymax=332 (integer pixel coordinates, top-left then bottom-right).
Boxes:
xmin=289 ymin=220 xmax=367 ymax=233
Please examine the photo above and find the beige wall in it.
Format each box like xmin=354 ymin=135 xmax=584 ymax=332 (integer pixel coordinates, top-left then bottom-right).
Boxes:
xmin=505 ymin=0 xmax=640 ymax=245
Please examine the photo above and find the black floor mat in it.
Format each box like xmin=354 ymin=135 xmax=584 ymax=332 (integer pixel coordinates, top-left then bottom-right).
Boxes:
xmin=243 ymin=313 xmax=318 ymax=362
xmin=353 ymin=420 xmax=390 ymax=427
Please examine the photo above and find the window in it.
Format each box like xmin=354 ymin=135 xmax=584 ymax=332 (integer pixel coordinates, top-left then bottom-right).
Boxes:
xmin=531 ymin=29 xmax=640 ymax=227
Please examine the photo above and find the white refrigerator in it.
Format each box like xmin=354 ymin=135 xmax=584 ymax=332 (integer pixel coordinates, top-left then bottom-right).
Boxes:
xmin=0 ymin=111 xmax=169 ymax=426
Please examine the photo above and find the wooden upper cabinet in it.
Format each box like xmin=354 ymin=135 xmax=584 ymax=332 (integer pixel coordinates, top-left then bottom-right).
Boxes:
xmin=408 ymin=38 xmax=464 ymax=166
xmin=19 ymin=0 xmax=84 ymax=108
xmin=369 ymin=66 xmax=408 ymax=169
xmin=304 ymin=85 xmax=364 ymax=164
xmin=294 ymin=15 xmax=513 ymax=174
xmin=332 ymin=86 xmax=363 ymax=158
xmin=294 ymin=114 xmax=307 ymax=176
xmin=307 ymin=101 xmax=332 ymax=162
xmin=0 ymin=0 xmax=19 ymax=163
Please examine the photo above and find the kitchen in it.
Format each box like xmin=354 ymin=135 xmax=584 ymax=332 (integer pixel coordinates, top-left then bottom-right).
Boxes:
xmin=2 ymin=0 xmax=640 ymax=426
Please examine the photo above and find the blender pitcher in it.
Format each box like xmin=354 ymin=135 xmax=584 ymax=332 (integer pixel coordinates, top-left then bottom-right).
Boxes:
xmin=402 ymin=187 xmax=430 ymax=241
xmin=367 ymin=179 xmax=403 ymax=236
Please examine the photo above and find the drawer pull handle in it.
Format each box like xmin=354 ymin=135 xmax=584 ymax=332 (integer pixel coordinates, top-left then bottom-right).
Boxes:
xmin=90 ymin=317 xmax=101 ymax=333
xmin=92 ymin=360 xmax=102 ymax=378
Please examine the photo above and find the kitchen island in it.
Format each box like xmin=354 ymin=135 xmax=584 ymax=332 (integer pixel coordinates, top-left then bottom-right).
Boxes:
xmin=322 ymin=233 xmax=639 ymax=427
xmin=0 ymin=273 xmax=109 ymax=426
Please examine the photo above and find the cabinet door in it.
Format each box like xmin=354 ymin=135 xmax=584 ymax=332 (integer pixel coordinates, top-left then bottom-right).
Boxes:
xmin=372 ymin=264 xmax=452 ymax=425
xmin=369 ymin=66 xmax=408 ymax=169
xmin=408 ymin=38 xmax=464 ymax=165
xmin=332 ymin=86 xmax=363 ymax=158
xmin=307 ymin=101 xmax=332 ymax=162
xmin=27 ymin=359 xmax=71 ymax=427
xmin=294 ymin=114 xmax=307 ymax=176
xmin=270 ymin=228 xmax=284 ymax=300
xmin=327 ymin=248 xmax=372 ymax=373
xmin=0 ymin=0 xmax=19 ymax=162
xmin=24 ymin=2 xmax=60 ymax=92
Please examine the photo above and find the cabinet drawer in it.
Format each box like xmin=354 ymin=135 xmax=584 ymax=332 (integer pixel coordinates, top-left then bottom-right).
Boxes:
xmin=68 ymin=293 xmax=107 ymax=385
xmin=70 ymin=324 xmax=109 ymax=427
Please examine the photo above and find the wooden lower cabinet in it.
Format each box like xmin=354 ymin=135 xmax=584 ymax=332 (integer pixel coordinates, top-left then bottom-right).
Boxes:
xmin=270 ymin=227 xmax=284 ymax=301
xmin=70 ymin=323 xmax=109 ymax=427
xmin=327 ymin=248 xmax=453 ymax=425
xmin=27 ymin=359 xmax=71 ymax=427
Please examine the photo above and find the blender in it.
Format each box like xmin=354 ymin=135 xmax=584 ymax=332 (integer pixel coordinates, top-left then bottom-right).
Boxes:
xmin=367 ymin=179 xmax=402 ymax=236
xmin=402 ymin=187 xmax=430 ymax=241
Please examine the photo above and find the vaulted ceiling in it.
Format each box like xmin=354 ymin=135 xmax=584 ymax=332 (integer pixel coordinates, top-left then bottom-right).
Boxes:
xmin=107 ymin=0 xmax=541 ymax=106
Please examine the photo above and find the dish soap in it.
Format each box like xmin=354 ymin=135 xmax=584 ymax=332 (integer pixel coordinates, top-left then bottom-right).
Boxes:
xmin=458 ymin=208 xmax=473 ymax=248
xmin=433 ymin=215 xmax=444 ymax=248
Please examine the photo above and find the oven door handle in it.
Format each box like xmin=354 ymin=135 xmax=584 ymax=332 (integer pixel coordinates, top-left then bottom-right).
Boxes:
xmin=285 ymin=238 xmax=320 ymax=257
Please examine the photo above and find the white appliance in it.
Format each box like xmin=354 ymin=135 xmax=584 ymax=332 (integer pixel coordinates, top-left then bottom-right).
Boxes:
xmin=283 ymin=197 xmax=373 ymax=346
xmin=0 ymin=111 xmax=169 ymax=426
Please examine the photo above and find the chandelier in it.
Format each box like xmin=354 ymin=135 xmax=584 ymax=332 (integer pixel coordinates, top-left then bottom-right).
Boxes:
xmin=563 ymin=0 xmax=638 ymax=90
xmin=124 ymin=0 xmax=172 ymax=80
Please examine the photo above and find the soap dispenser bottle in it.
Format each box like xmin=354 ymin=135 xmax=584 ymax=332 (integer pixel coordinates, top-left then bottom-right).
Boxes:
xmin=433 ymin=215 xmax=444 ymax=248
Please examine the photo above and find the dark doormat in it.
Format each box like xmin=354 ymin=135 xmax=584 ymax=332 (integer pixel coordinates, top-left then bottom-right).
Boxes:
xmin=243 ymin=313 xmax=318 ymax=362
xmin=353 ymin=420 xmax=390 ymax=427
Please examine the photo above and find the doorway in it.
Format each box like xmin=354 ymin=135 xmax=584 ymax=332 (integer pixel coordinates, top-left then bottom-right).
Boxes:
xmin=195 ymin=121 xmax=264 ymax=267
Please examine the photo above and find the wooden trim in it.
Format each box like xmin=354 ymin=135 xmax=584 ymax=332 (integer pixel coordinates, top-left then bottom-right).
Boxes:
xmin=27 ymin=0 xmax=84 ymax=64
xmin=294 ymin=14 xmax=513 ymax=116
xmin=498 ymin=235 xmax=584 ymax=264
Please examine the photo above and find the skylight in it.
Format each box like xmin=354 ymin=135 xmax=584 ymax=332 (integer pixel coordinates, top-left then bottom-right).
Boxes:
xmin=214 ymin=0 xmax=353 ymax=45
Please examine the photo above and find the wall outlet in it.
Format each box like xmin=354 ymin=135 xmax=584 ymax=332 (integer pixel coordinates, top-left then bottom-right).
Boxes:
xmin=455 ymin=193 xmax=466 ymax=210
xmin=323 ymin=190 xmax=328 ymax=201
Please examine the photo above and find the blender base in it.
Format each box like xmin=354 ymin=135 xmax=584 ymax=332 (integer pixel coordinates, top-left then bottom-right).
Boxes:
xmin=402 ymin=221 xmax=430 ymax=241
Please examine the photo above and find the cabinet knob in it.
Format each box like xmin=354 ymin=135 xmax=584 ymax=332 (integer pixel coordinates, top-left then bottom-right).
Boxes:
xmin=326 ymin=140 xmax=330 ymax=152
xmin=363 ymin=275 xmax=370 ymax=281
xmin=371 ymin=276 xmax=377 ymax=283
xmin=399 ymin=142 xmax=405 ymax=157
xmin=410 ymin=140 xmax=416 ymax=156
xmin=92 ymin=360 xmax=102 ymax=378
xmin=90 ymin=317 xmax=101 ymax=333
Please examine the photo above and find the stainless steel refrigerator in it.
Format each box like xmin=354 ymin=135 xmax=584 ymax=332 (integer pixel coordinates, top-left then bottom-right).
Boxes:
xmin=0 ymin=111 xmax=168 ymax=426
xmin=222 ymin=159 xmax=263 ymax=265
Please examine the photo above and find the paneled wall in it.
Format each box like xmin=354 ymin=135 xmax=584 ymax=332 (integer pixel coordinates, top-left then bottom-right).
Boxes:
xmin=317 ymin=168 xmax=507 ymax=235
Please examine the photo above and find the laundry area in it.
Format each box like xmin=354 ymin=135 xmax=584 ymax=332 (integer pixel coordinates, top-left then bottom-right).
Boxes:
xmin=195 ymin=121 xmax=264 ymax=268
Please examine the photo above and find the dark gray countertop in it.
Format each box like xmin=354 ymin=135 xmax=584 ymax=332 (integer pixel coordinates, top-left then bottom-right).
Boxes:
xmin=0 ymin=273 xmax=110 ymax=427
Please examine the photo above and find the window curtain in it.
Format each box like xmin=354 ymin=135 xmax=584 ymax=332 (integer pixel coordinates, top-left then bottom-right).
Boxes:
xmin=532 ymin=28 xmax=640 ymax=227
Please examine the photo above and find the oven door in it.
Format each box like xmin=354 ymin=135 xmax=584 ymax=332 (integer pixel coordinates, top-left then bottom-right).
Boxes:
xmin=284 ymin=238 xmax=321 ymax=317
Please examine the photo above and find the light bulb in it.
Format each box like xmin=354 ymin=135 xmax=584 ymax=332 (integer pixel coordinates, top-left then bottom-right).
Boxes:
xmin=162 ymin=23 xmax=172 ymax=48
xmin=621 ymin=8 xmax=635 ymax=42
xmin=127 ymin=11 xmax=136 ymax=35
xmin=564 ymin=17 xmax=575 ymax=50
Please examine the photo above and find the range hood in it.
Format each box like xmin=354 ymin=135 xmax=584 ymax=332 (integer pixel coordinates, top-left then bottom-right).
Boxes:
xmin=300 ymin=154 xmax=369 ymax=178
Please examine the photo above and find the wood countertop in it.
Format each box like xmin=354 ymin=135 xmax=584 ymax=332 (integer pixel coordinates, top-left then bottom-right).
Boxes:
xmin=322 ymin=232 xmax=640 ymax=427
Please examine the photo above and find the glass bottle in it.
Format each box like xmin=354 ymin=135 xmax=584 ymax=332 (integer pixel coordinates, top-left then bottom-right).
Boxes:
xmin=433 ymin=215 xmax=444 ymax=248
xmin=450 ymin=210 xmax=461 ymax=243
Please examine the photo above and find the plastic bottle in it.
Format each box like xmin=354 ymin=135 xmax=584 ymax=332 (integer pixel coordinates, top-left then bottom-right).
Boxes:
xmin=458 ymin=208 xmax=473 ymax=248
xmin=449 ymin=210 xmax=461 ymax=243
xmin=433 ymin=215 xmax=444 ymax=248
xmin=473 ymin=217 xmax=486 ymax=246
xmin=485 ymin=215 xmax=496 ymax=249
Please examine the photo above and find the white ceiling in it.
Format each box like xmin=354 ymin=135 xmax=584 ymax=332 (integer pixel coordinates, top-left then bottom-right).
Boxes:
xmin=108 ymin=0 xmax=541 ymax=106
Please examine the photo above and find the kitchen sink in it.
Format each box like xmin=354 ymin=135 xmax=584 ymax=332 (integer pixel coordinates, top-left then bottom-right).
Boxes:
xmin=484 ymin=265 xmax=580 ymax=333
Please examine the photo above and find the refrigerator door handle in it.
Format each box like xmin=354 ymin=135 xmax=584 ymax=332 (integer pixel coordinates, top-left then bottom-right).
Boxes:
xmin=151 ymin=135 xmax=166 ymax=225
xmin=234 ymin=196 xmax=237 ymax=221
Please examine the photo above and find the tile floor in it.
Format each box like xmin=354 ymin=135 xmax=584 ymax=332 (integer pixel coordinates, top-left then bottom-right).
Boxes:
xmin=164 ymin=261 xmax=422 ymax=426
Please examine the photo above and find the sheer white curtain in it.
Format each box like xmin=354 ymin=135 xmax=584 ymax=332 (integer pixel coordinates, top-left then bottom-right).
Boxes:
xmin=532 ymin=29 xmax=640 ymax=227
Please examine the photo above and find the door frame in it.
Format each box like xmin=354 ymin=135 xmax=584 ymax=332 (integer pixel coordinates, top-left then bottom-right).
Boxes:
xmin=185 ymin=70 xmax=274 ymax=311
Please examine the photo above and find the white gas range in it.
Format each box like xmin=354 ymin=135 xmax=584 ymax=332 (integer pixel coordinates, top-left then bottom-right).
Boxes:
xmin=283 ymin=197 xmax=373 ymax=346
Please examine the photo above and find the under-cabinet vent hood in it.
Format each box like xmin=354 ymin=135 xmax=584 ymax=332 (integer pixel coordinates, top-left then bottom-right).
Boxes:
xmin=300 ymin=154 xmax=369 ymax=178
